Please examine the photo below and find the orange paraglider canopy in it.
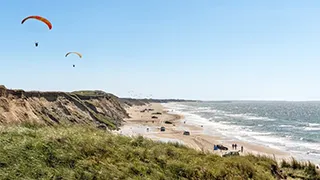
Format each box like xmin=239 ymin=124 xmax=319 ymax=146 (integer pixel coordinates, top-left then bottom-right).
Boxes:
xmin=21 ymin=15 xmax=52 ymax=30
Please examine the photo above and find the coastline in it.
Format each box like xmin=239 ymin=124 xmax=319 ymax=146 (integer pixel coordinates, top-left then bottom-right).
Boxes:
xmin=118 ymin=103 xmax=290 ymax=161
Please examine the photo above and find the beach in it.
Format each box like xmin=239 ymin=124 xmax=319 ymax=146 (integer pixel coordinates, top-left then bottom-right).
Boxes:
xmin=118 ymin=103 xmax=290 ymax=160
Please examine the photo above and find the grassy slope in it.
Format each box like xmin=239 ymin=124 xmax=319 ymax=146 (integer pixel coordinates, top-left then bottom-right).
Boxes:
xmin=0 ymin=124 xmax=318 ymax=180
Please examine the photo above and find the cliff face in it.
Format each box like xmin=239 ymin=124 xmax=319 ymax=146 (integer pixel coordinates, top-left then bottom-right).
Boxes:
xmin=0 ymin=85 xmax=128 ymax=129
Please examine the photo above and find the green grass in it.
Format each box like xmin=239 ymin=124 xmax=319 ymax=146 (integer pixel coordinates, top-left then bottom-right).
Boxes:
xmin=71 ymin=90 xmax=110 ymax=97
xmin=0 ymin=124 xmax=318 ymax=180
xmin=280 ymin=158 xmax=320 ymax=179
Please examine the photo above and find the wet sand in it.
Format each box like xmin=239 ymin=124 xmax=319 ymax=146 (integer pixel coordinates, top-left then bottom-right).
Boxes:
xmin=118 ymin=103 xmax=290 ymax=160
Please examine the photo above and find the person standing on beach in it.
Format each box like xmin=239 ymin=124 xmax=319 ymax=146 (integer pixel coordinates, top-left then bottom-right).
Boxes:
xmin=232 ymin=144 xmax=234 ymax=150
xmin=241 ymin=146 xmax=243 ymax=153
xmin=235 ymin=144 xmax=237 ymax=150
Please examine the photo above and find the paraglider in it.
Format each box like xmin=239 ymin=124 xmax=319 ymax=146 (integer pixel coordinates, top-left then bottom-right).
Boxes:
xmin=65 ymin=52 xmax=82 ymax=58
xmin=65 ymin=52 xmax=82 ymax=67
xmin=21 ymin=15 xmax=52 ymax=47
xmin=21 ymin=16 xmax=52 ymax=29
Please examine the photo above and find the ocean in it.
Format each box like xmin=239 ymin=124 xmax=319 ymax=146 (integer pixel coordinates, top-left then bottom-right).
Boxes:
xmin=163 ymin=101 xmax=320 ymax=164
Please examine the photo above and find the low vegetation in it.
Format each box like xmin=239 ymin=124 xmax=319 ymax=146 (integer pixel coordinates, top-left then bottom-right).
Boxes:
xmin=0 ymin=124 xmax=318 ymax=179
xmin=280 ymin=158 xmax=319 ymax=179
xmin=71 ymin=90 xmax=111 ymax=97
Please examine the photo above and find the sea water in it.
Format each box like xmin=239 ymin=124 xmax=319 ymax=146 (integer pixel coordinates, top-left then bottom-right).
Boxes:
xmin=163 ymin=101 xmax=320 ymax=164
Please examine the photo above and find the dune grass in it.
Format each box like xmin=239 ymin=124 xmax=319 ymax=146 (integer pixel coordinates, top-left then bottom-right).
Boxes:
xmin=0 ymin=124 xmax=318 ymax=180
xmin=280 ymin=158 xmax=320 ymax=179
xmin=71 ymin=90 xmax=111 ymax=97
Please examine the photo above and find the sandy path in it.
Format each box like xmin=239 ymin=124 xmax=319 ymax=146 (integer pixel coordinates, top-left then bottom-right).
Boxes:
xmin=118 ymin=103 xmax=289 ymax=160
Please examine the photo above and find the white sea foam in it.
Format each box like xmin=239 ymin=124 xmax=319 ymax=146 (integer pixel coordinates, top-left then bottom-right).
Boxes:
xmin=309 ymin=123 xmax=320 ymax=127
xmin=279 ymin=124 xmax=294 ymax=128
xmin=304 ymin=127 xmax=320 ymax=131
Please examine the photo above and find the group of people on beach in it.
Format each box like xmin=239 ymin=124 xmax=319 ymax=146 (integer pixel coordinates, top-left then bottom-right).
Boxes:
xmin=232 ymin=144 xmax=238 ymax=150
xmin=232 ymin=144 xmax=244 ymax=153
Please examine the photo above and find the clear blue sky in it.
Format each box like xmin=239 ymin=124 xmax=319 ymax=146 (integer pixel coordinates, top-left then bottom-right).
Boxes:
xmin=1 ymin=0 xmax=320 ymax=101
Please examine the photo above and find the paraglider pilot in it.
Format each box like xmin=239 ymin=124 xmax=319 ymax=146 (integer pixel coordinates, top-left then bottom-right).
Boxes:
xmin=73 ymin=64 xmax=75 ymax=68
xmin=35 ymin=42 xmax=38 ymax=47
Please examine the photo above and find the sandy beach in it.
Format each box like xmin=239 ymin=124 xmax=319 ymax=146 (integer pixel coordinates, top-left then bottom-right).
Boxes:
xmin=118 ymin=103 xmax=290 ymax=160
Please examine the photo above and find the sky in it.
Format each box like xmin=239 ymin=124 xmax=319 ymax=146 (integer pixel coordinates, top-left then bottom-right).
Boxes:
xmin=1 ymin=0 xmax=320 ymax=101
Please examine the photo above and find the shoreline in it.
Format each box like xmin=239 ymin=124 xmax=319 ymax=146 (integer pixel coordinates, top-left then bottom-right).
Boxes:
xmin=119 ymin=103 xmax=291 ymax=161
